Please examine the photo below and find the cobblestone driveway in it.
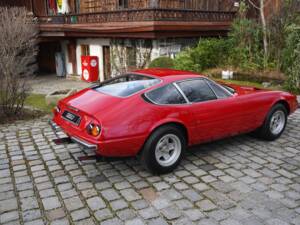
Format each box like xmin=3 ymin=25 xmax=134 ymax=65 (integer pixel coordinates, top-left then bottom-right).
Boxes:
xmin=0 ymin=110 xmax=300 ymax=225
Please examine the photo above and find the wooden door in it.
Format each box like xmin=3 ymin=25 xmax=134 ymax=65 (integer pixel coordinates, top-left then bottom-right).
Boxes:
xmin=103 ymin=46 xmax=111 ymax=80
xmin=67 ymin=41 xmax=77 ymax=75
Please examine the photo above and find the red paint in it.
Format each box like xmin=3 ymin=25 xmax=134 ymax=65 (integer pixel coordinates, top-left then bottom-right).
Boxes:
xmin=81 ymin=56 xmax=99 ymax=82
xmin=52 ymin=69 xmax=298 ymax=157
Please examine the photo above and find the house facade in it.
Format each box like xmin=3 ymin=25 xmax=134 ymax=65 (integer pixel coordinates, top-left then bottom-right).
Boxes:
xmin=3 ymin=0 xmax=284 ymax=81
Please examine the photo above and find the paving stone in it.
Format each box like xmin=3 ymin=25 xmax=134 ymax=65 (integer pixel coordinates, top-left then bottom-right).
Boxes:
xmin=117 ymin=208 xmax=136 ymax=221
xmin=21 ymin=197 xmax=39 ymax=211
xmin=86 ymin=196 xmax=106 ymax=211
xmin=101 ymin=218 xmax=123 ymax=225
xmin=220 ymin=218 xmax=242 ymax=225
xmin=193 ymin=183 xmax=210 ymax=192
xmin=50 ymin=218 xmax=70 ymax=225
xmin=148 ymin=217 xmax=168 ymax=225
xmin=110 ymin=199 xmax=129 ymax=211
xmin=161 ymin=206 xmax=181 ymax=220
xmin=139 ymin=207 xmax=159 ymax=220
xmin=131 ymin=199 xmax=149 ymax=210
xmin=22 ymin=209 xmax=41 ymax=222
xmin=197 ymin=218 xmax=219 ymax=225
xmin=64 ymin=196 xmax=84 ymax=211
xmin=182 ymin=189 xmax=203 ymax=202
xmin=42 ymin=197 xmax=61 ymax=211
xmin=94 ymin=208 xmax=113 ymax=221
xmin=101 ymin=189 xmax=120 ymax=201
xmin=153 ymin=182 xmax=170 ymax=191
xmin=184 ymin=209 xmax=204 ymax=221
xmin=174 ymin=199 xmax=194 ymax=210
xmin=71 ymin=208 xmax=90 ymax=221
xmin=0 ymin=198 xmax=18 ymax=213
xmin=196 ymin=199 xmax=217 ymax=212
xmin=120 ymin=189 xmax=141 ymax=201
xmin=45 ymin=208 xmax=65 ymax=221
xmin=125 ymin=218 xmax=145 ymax=225
xmin=0 ymin=211 xmax=19 ymax=223
xmin=139 ymin=188 xmax=158 ymax=202
xmin=23 ymin=219 xmax=45 ymax=225
xmin=74 ymin=218 xmax=96 ymax=225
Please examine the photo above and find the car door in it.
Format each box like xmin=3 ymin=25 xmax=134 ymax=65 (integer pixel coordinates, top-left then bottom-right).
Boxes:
xmin=176 ymin=78 xmax=249 ymax=144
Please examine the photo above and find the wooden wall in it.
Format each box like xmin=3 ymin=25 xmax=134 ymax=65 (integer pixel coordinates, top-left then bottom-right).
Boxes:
xmin=79 ymin=0 xmax=237 ymax=13
xmin=0 ymin=0 xmax=32 ymax=11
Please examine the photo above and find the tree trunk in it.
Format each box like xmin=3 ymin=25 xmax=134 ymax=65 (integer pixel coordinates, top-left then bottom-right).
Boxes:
xmin=260 ymin=0 xmax=268 ymax=62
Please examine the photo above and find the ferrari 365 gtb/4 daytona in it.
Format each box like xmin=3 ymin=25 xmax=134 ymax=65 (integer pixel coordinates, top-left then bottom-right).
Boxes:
xmin=51 ymin=69 xmax=298 ymax=174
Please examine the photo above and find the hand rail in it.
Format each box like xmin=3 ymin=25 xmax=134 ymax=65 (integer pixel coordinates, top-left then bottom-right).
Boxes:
xmin=38 ymin=8 xmax=236 ymax=24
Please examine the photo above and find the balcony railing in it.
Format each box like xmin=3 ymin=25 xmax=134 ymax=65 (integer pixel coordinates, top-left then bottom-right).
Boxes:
xmin=38 ymin=8 xmax=236 ymax=24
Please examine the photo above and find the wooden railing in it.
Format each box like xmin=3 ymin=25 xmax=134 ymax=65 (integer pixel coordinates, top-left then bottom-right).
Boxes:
xmin=38 ymin=8 xmax=236 ymax=24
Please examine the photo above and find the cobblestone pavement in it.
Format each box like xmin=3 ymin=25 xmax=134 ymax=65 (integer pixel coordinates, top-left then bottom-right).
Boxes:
xmin=0 ymin=110 xmax=300 ymax=225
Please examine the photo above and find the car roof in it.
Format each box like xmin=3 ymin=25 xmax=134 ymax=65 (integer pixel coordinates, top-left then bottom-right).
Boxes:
xmin=133 ymin=68 xmax=204 ymax=81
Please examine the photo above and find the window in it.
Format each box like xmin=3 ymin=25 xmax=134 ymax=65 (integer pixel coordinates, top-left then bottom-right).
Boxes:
xmin=177 ymin=79 xmax=217 ymax=103
xmin=93 ymin=74 xmax=160 ymax=97
xmin=145 ymin=84 xmax=186 ymax=105
xmin=81 ymin=45 xmax=89 ymax=56
xmin=206 ymin=79 xmax=231 ymax=99
xmin=119 ymin=0 xmax=128 ymax=8
xmin=127 ymin=47 xmax=136 ymax=68
xmin=222 ymin=84 xmax=236 ymax=94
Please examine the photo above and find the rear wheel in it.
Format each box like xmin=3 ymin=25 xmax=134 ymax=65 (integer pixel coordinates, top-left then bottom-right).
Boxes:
xmin=253 ymin=103 xmax=287 ymax=141
xmin=140 ymin=125 xmax=186 ymax=174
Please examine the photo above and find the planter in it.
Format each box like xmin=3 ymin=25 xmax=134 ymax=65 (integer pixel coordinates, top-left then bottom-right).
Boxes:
xmin=45 ymin=89 xmax=77 ymax=106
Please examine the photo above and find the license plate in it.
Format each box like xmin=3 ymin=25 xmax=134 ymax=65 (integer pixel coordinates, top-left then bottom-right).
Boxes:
xmin=62 ymin=111 xmax=81 ymax=125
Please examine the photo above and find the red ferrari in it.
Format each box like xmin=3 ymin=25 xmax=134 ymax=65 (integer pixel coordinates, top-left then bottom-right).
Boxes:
xmin=51 ymin=69 xmax=298 ymax=174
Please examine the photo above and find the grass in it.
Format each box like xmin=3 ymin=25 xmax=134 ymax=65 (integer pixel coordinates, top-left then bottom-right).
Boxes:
xmin=214 ymin=79 xmax=283 ymax=91
xmin=25 ymin=93 xmax=54 ymax=113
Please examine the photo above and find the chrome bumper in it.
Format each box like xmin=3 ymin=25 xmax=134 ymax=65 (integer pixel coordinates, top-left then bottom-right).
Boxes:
xmin=49 ymin=120 xmax=97 ymax=150
xmin=70 ymin=136 xmax=97 ymax=150
xmin=49 ymin=120 xmax=62 ymax=132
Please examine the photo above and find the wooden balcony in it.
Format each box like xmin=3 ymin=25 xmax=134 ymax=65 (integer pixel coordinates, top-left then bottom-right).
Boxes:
xmin=38 ymin=8 xmax=236 ymax=39
xmin=39 ymin=8 xmax=235 ymax=24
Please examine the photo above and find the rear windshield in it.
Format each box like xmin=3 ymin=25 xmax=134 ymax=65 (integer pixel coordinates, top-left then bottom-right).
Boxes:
xmin=93 ymin=74 xmax=160 ymax=97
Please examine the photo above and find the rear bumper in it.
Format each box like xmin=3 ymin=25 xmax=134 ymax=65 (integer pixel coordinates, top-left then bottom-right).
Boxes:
xmin=49 ymin=118 xmax=146 ymax=157
xmin=49 ymin=120 xmax=97 ymax=150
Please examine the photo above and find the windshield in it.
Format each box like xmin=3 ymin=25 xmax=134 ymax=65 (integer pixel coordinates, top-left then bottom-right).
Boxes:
xmin=93 ymin=74 xmax=160 ymax=97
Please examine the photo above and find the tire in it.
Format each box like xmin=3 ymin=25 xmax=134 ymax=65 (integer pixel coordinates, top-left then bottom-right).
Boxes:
xmin=140 ymin=125 xmax=186 ymax=174
xmin=253 ymin=103 xmax=288 ymax=141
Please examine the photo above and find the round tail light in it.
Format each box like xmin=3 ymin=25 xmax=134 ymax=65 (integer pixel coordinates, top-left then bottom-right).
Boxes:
xmin=53 ymin=106 xmax=60 ymax=114
xmin=87 ymin=124 xmax=101 ymax=137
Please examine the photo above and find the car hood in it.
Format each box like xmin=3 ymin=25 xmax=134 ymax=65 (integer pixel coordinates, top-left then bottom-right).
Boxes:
xmin=60 ymin=88 xmax=124 ymax=118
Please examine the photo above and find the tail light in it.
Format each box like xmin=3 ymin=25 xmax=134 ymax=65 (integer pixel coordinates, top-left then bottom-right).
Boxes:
xmin=53 ymin=106 xmax=61 ymax=114
xmin=87 ymin=123 xmax=101 ymax=137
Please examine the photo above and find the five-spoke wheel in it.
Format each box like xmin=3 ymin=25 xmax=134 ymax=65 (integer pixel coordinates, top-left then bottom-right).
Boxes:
xmin=252 ymin=103 xmax=288 ymax=141
xmin=140 ymin=125 xmax=186 ymax=174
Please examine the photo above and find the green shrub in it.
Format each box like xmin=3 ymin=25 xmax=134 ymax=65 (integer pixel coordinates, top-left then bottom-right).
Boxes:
xmin=227 ymin=17 xmax=264 ymax=71
xmin=148 ymin=57 xmax=175 ymax=69
xmin=283 ymin=24 xmax=300 ymax=93
xmin=174 ymin=38 xmax=230 ymax=72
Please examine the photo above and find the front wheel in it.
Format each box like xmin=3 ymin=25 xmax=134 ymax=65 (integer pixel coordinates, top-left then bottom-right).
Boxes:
xmin=253 ymin=103 xmax=288 ymax=141
xmin=140 ymin=125 xmax=186 ymax=174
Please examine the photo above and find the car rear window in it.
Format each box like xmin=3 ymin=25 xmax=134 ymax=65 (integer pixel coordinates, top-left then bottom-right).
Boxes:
xmin=93 ymin=74 xmax=160 ymax=97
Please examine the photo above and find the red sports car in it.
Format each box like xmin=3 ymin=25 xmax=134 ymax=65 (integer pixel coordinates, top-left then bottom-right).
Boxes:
xmin=51 ymin=69 xmax=298 ymax=174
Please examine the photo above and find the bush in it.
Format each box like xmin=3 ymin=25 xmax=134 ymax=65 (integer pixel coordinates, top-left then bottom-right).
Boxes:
xmin=227 ymin=16 xmax=264 ymax=70
xmin=148 ymin=57 xmax=175 ymax=69
xmin=174 ymin=38 xmax=230 ymax=72
xmin=0 ymin=7 xmax=38 ymax=116
xmin=283 ymin=24 xmax=300 ymax=93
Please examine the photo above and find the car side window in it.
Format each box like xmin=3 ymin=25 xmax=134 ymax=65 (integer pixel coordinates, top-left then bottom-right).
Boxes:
xmin=177 ymin=79 xmax=217 ymax=103
xmin=145 ymin=84 xmax=186 ymax=105
xmin=206 ymin=79 xmax=231 ymax=99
